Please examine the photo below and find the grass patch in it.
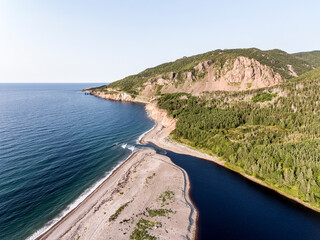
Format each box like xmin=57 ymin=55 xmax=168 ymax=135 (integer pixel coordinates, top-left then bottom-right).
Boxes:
xmin=156 ymin=85 xmax=163 ymax=95
xmin=145 ymin=173 xmax=156 ymax=184
xmin=109 ymin=202 xmax=130 ymax=222
xmin=147 ymin=208 xmax=173 ymax=217
xmin=159 ymin=191 xmax=175 ymax=207
xmin=130 ymin=218 xmax=161 ymax=240
xmin=198 ymin=72 xmax=206 ymax=79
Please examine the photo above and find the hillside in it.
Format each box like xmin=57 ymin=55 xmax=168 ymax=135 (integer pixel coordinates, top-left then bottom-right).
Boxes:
xmin=156 ymin=67 xmax=320 ymax=210
xmin=87 ymin=49 xmax=320 ymax=211
xmin=293 ymin=51 xmax=320 ymax=68
xmin=92 ymin=48 xmax=314 ymax=98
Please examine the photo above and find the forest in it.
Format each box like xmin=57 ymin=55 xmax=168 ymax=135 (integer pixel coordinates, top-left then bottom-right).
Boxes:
xmin=157 ymin=67 xmax=320 ymax=208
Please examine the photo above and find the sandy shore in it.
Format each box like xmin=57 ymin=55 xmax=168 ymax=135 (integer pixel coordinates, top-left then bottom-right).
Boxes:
xmin=37 ymin=149 xmax=196 ymax=240
xmin=141 ymin=103 xmax=222 ymax=164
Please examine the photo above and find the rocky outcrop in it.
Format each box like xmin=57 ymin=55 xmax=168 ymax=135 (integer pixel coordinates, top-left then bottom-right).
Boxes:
xmin=139 ymin=56 xmax=284 ymax=96
xmin=91 ymin=91 xmax=133 ymax=101
xmin=145 ymin=102 xmax=176 ymax=134
xmin=287 ymin=64 xmax=298 ymax=77
xmin=90 ymin=91 xmax=150 ymax=104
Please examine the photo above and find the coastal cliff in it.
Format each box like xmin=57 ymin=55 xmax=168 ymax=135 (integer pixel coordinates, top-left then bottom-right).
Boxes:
xmin=91 ymin=90 xmax=134 ymax=101
xmin=89 ymin=90 xmax=150 ymax=103
xmin=145 ymin=102 xmax=176 ymax=131
xmin=88 ymin=90 xmax=176 ymax=136
xmin=141 ymin=56 xmax=283 ymax=95
xmin=88 ymin=91 xmax=177 ymax=138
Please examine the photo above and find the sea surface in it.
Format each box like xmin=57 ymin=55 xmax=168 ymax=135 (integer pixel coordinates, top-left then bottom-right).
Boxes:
xmin=0 ymin=84 xmax=154 ymax=239
xmin=2 ymin=84 xmax=320 ymax=240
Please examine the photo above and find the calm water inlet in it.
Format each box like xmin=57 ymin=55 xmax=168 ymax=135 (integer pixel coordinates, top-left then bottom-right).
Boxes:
xmin=165 ymin=151 xmax=320 ymax=240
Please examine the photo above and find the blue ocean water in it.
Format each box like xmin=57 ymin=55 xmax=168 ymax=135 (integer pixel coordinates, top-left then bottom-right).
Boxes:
xmin=0 ymin=84 xmax=154 ymax=239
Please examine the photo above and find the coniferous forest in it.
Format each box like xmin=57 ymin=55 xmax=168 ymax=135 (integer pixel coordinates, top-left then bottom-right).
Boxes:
xmin=157 ymin=67 xmax=320 ymax=208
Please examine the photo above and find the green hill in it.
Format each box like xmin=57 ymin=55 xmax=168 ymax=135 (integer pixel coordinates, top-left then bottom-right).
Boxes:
xmin=293 ymin=51 xmax=320 ymax=68
xmin=103 ymin=48 xmax=313 ymax=94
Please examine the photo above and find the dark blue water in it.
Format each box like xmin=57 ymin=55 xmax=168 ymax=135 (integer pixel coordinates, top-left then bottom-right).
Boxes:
xmin=164 ymin=150 xmax=320 ymax=240
xmin=0 ymin=84 xmax=154 ymax=239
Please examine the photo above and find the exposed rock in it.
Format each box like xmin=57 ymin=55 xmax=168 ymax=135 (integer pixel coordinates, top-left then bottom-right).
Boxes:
xmin=145 ymin=102 xmax=176 ymax=130
xmin=90 ymin=90 xmax=150 ymax=104
xmin=194 ymin=60 xmax=213 ymax=72
xmin=139 ymin=56 xmax=283 ymax=96
xmin=287 ymin=64 xmax=298 ymax=77
xmin=91 ymin=91 xmax=133 ymax=102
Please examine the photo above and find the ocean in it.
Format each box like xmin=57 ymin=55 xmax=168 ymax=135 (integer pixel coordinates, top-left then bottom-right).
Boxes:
xmin=0 ymin=84 xmax=154 ymax=239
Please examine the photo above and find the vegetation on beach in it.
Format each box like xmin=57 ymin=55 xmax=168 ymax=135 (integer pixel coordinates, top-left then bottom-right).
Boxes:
xmin=157 ymin=67 xmax=320 ymax=209
xmin=147 ymin=208 xmax=173 ymax=217
xmin=159 ymin=191 xmax=175 ymax=207
xmin=109 ymin=202 xmax=130 ymax=222
xmin=130 ymin=218 xmax=161 ymax=240
xmin=145 ymin=173 xmax=156 ymax=185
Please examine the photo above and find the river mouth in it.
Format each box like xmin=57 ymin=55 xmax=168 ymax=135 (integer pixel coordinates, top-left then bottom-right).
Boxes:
xmin=146 ymin=143 xmax=320 ymax=240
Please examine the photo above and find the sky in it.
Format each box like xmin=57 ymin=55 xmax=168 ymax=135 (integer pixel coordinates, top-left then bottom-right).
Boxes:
xmin=0 ymin=0 xmax=319 ymax=83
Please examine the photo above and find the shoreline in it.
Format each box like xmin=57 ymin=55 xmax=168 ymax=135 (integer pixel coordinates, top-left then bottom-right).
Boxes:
xmin=33 ymin=151 xmax=138 ymax=240
xmin=33 ymin=112 xmax=196 ymax=240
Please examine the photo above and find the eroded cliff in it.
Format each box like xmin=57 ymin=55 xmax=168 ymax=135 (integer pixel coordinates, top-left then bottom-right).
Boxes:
xmin=141 ymin=56 xmax=284 ymax=96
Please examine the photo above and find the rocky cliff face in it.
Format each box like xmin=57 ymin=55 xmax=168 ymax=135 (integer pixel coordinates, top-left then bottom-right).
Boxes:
xmin=91 ymin=91 xmax=134 ymax=101
xmin=89 ymin=89 xmax=176 ymax=135
xmin=145 ymin=102 xmax=176 ymax=129
xmin=139 ymin=56 xmax=284 ymax=96
xmin=90 ymin=90 xmax=149 ymax=103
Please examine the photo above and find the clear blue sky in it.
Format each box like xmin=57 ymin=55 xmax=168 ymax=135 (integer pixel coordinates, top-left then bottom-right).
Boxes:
xmin=0 ymin=0 xmax=319 ymax=83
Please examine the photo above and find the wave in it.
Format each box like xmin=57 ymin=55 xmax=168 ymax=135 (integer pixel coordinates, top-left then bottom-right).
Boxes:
xmin=121 ymin=143 xmax=140 ymax=152
xmin=26 ymin=152 xmax=134 ymax=240
xmin=136 ymin=122 xmax=156 ymax=144
xmin=111 ymin=142 xmax=121 ymax=148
